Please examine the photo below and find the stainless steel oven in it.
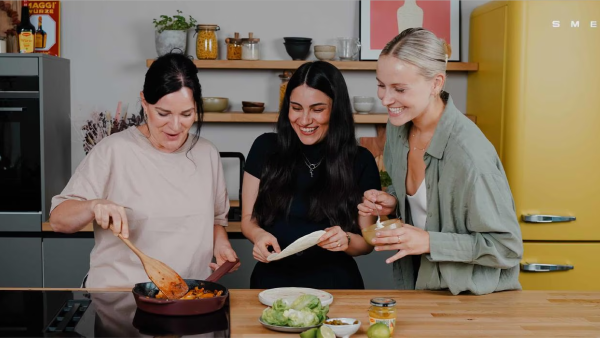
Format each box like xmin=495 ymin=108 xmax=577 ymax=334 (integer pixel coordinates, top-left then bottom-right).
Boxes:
xmin=0 ymin=55 xmax=70 ymax=288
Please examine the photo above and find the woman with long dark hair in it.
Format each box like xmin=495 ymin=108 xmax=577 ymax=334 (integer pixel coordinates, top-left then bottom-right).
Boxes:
xmin=49 ymin=53 xmax=239 ymax=288
xmin=241 ymin=61 xmax=381 ymax=289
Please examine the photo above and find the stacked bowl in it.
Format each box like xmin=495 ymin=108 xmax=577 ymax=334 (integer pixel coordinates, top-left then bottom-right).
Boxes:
xmin=314 ymin=45 xmax=336 ymax=61
xmin=283 ymin=37 xmax=312 ymax=60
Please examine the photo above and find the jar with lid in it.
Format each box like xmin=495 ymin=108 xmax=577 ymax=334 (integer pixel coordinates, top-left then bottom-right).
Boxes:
xmin=368 ymin=297 xmax=397 ymax=335
xmin=241 ymin=32 xmax=260 ymax=60
xmin=225 ymin=32 xmax=242 ymax=60
xmin=195 ymin=24 xmax=220 ymax=60
xmin=279 ymin=71 xmax=292 ymax=111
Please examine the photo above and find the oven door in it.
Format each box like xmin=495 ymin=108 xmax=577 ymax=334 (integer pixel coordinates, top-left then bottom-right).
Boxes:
xmin=0 ymin=96 xmax=42 ymax=231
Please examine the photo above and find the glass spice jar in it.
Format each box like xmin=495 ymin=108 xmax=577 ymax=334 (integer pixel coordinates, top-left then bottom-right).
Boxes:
xmin=195 ymin=24 xmax=220 ymax=60
xmin=241 ymin=32 xmax=260 ymax=60
xmin=279 ymin=71 xmax=292 ymax=111
xmin=368 ymin=297 xmax=397 ymax=335
xmin=225 ymin=32 xmax=242 ymax=60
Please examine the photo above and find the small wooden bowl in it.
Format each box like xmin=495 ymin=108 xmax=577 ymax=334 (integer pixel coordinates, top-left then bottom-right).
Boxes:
xmin=242 ymin=101 xmax=265 ymax=107
xmin=242 ymin=106 xmax=265 ymax=114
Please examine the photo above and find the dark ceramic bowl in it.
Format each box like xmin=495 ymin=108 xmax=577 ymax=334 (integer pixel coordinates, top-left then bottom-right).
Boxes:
xmin=283 ymin=37 xmax=312 ymax=43
xmin=242 ymin=106 xmax=265 ymax=114
xmin=284 ymin=42 xmax=312 ymax=60
xmin=242 ymin=101 xmax=265 ymax=107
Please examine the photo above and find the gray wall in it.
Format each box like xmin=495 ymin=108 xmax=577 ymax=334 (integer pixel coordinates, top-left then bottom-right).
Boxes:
xmin=53 ymin=0 xmax=490 ymax=290
xmin=63 ymin=0 xmax=489 ymax=200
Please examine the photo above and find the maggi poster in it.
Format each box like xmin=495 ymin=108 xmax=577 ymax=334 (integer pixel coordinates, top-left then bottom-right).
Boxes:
xmin=28 ymin=0 xmax=60 ymax=56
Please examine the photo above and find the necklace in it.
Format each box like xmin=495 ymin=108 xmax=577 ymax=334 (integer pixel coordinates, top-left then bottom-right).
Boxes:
xmin=410 ymin=127 xmax=432 ymax=152
xmin=302 ymin=153 xmax=323 ymax=178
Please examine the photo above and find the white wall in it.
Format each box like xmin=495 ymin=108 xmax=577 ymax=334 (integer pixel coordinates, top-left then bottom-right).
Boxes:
xmin=62 ymin=0 xmax=489 ymax=199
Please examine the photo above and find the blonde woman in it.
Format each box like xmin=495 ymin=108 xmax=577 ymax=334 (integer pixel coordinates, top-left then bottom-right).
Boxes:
xmin=358 ymin=28 xmax=523 ymax=295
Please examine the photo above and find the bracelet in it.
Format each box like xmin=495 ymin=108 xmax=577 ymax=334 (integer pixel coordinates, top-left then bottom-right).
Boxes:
xmin=346 ymin=232 xmax=351 ymax=245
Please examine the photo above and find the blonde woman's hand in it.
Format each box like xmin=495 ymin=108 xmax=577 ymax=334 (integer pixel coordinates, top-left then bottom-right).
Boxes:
xmin=358 ymin=189 xmax=397 ymax=217
xmin=371 ymin=223 xmax=430 ymax=264
xmin=252 ymin=230 xmax=281 ymax=263
xmin=90 ymin=199 xmax=129 ymax=238
xmin=210 ymin=244 xmax=240 ymax=272
xmin=318 ymin=226 xmax=349 ymax=252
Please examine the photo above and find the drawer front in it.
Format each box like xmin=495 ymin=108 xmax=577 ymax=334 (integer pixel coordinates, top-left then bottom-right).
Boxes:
xmin=0 ymin=57 xmax=38 ymax=76
xmin=520 ymin=242 xmax=600 ymax=290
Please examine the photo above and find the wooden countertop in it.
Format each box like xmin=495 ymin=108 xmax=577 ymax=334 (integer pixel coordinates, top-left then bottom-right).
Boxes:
xmin=41 ymin=200 xmax=242 ymax=233
xmin=1 ymin=288 xmax=599 ymax=337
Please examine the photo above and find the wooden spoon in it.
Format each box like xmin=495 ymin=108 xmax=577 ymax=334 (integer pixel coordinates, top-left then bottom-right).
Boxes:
xmin=110 ymin=224 xmax=189 ymax=300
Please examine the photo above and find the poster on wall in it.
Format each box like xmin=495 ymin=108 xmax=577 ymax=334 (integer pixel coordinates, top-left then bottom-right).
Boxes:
xmin=359 ymin=0 xmax=460 ymax=61
xmin=28 ymin=0 xmax=60 ymax=56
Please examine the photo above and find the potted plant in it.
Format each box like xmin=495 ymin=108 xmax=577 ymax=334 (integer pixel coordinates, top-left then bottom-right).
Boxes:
xmin=153 ymin=10 xmax=197 ymax=56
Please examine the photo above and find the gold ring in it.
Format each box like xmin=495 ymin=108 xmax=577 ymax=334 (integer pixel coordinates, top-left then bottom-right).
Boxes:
xmin=398 ymin=235 xmax=401 ymax=243
xmin=337 ymin=241 xmax=341 ymax=247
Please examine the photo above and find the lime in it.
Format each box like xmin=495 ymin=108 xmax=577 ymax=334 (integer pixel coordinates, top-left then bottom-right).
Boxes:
xmin=299 ymin=327 xmax=318 ymax=338
xmin=367 ymin=323 xmax=391 ymax=338
xmin=316 ymin=325 xmax=336 ymax=338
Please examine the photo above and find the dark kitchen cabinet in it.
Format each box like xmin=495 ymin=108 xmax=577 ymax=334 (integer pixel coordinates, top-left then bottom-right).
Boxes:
xmin=0 ymin=237 xmax=42 ymax=287
xmin=42 ymin=238 xmax=94 ymax=288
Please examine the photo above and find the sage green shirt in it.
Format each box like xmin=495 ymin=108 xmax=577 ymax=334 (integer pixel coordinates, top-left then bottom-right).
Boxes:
xmin=384 ymin=95 xmax=523 ymax=295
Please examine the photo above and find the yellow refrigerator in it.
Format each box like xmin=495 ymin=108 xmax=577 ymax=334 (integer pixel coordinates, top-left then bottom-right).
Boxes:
xmin=467 ymin=1 xmax=600 ymax=290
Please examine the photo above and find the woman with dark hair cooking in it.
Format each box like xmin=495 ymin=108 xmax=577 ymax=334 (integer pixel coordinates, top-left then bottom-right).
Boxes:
xmin=241 ymin=61 xmax=381 ymax=289
xmin=49 ymin=53 xmax=239 ymax=288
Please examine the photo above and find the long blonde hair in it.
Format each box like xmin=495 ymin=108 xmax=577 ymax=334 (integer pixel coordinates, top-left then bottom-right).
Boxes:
xmin=380 ymin=28 xmax=452 ymax=81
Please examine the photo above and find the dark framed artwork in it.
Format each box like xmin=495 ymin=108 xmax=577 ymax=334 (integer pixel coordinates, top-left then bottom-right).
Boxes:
xmin=359 ymin=0 xmax=461 ymax=61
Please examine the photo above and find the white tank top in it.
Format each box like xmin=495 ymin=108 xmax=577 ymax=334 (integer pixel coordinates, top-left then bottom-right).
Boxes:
xmin=406 ymin=180 xmax=427 ymax=229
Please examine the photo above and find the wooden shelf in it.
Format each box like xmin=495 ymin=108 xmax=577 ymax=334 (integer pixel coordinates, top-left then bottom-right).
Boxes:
xmin=203 ymin=112 xmax=388 ymax=123
xmin=146 ymin=59 xmax=479 ymax=72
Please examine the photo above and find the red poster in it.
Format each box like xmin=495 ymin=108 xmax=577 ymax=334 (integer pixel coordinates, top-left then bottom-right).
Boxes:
xmin=28 ymin=0 xmax=60 ymax=56
xmin=369 ymin=1 xmax=451 ymax=50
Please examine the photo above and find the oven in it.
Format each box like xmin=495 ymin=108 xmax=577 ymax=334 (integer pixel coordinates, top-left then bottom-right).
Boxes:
xmin=0 ymin=59 xmax=43 ymax=231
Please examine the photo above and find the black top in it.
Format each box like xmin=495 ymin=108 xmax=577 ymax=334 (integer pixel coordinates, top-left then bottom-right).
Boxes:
xmin=245 ymin=133 xmax=381 ymax=289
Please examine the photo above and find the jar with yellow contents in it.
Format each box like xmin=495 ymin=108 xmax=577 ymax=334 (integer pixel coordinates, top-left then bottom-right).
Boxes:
xmin=225 ymin=32 xmax=242 ymax=60
xmin=368 ymin=297 xmax=397 ymax=335
xmin=279 ymin=71 xmax=292 ymax=111
xmin=195 ymin=24 xmax=220 ymax=60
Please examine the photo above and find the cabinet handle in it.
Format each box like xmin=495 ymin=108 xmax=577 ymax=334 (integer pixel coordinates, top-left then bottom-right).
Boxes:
xmin=0 ymin=107 xmax=25 ymax=112
xmin=521 ymin=263 xmax=574 ymax=272
xmin=522 ymin=215 xmax=576 ymax=223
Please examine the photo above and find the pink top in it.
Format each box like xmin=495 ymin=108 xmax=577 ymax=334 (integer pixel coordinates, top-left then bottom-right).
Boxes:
xmin=51 ymin=127 xmax=229 ymax=288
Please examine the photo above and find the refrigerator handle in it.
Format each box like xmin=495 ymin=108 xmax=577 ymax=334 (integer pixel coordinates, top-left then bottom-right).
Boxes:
xmin=522 ymin=215 xmax=576 ymax=223
xmin=521 ymin=263 xmax=574 ymax=272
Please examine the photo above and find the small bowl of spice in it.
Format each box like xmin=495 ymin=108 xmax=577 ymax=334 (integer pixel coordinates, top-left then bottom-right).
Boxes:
xmin=324 ymin=318 xmax=361 ymax=338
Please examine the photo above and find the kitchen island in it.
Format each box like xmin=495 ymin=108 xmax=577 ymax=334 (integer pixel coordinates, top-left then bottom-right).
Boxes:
xmin=0 ymin=288 xmax=598 ymax=337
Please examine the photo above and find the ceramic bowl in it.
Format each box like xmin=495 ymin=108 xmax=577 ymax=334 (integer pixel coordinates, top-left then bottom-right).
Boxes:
xmin=202 ymin=97 xmax=228 ymax=112
xmin=353 ymin=101 xmax=374 ymax=114
xmin=242 ymin=101 xmax=265 ymax=107
xmin=324 ymin=318 xmax=361 ymax=338
xmin=242 ymin=106 xmax=265 ymax=114
xmin=361 ymin=218 xmax=403 ymax=246
xmin=314 ymin=45 xmax=336 ymax=52
xmin=315 ymin=51 xmax=336 ymax=61
xmin=353 ymin=96 xmax=374 ymax=103
xmin=283 ymin=37 xmax=312 ymax=43
xmin=284 ymin=42 xmax=312 ymax=60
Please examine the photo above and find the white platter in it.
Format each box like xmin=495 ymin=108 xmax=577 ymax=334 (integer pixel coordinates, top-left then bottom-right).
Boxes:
xmin=258 ymin=287 xmax=334 ymax=307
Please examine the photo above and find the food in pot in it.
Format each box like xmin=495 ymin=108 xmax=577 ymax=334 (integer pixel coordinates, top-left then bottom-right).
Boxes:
xmin=154 ymin=286 xmax=223 ymax=300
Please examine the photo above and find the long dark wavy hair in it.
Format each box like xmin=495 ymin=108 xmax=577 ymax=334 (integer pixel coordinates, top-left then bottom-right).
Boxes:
xmin=252 ymin=61 xmax=362 ymax=233
xmin=140 ymin=52 xmax=204 ymax=153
